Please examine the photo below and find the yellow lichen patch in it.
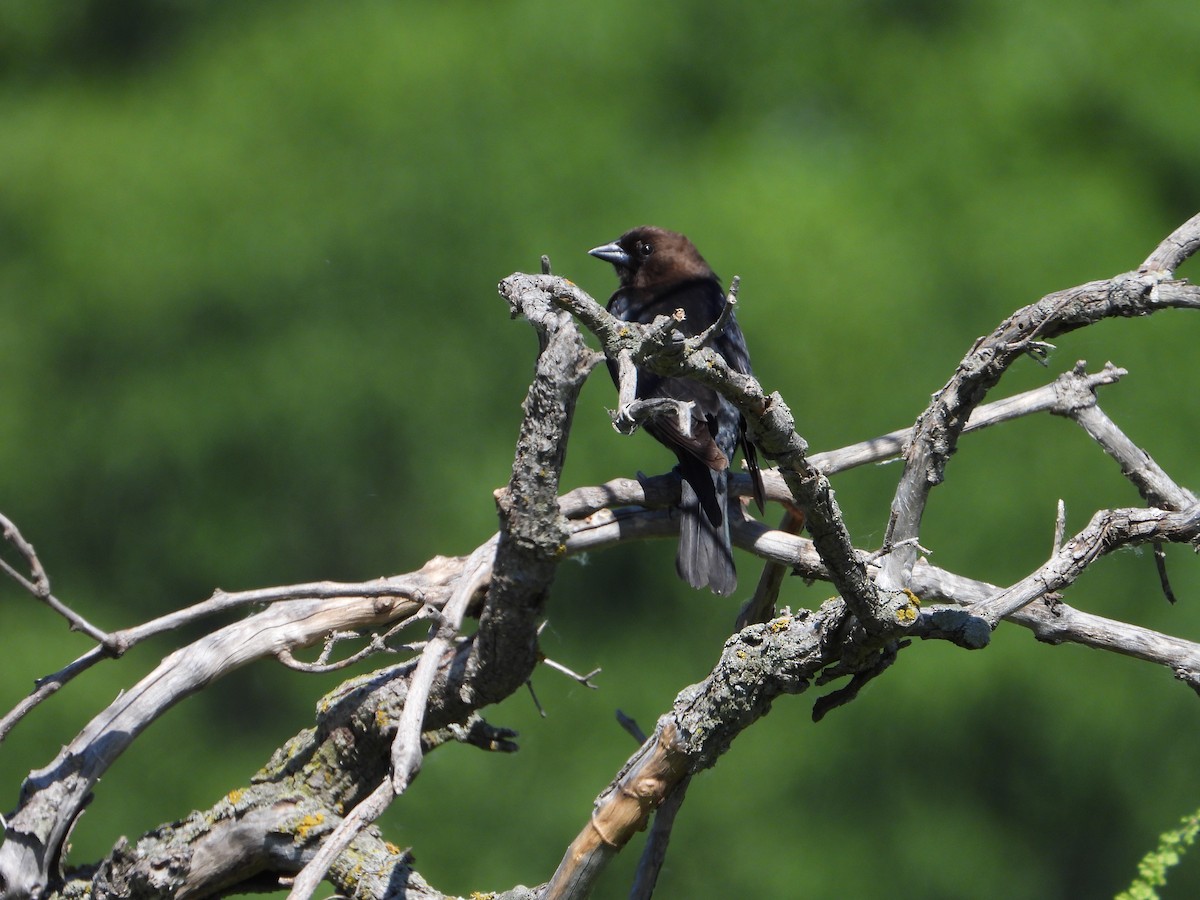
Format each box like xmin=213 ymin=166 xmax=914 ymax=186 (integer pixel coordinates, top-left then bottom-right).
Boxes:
xmin=226 ymin=788 xmax=244 ymax=805
xmin=469 ymin=893 xmax=497 ymax=900
xmin=295 ymin=812 xmax=325 ymax=840
xmin=893 ymin=588 xmax=921 ymax=625
xmin=375 ymin=708 xmax=389 ymax=729
xmin=384 ymin=841 xmax=402 ymax=855
xmin=769 ymin=614 xmax=792 ymax=633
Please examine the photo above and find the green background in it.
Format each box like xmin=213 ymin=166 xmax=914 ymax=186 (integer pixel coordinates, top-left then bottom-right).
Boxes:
xmin=3 ymin=2 xmax=1200 ymax=897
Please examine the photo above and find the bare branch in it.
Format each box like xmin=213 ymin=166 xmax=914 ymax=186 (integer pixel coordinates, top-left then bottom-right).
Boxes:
xmin=1062 ymin=399 xmax=1197 ymax=510
xmin=1153 ymin=543 xmax=1179 ymax=605
xmin=616 ymin=710 xmax=648 ymax=744
xmin=736 ymin=505 xmax=805 ymax=628
xmin=1053 ymin=499 xmax=1067 ymax=555
xmin=880 ymin=256 xmax=1200 ymax=593
xmin=0 ymin=645 xmax=107 ymax=744
xmin=0 ymin=512 xmax=109 ymax=645
xmin=0 ymin=512 xmax=50 ymax=597
xmin=274 ymin=622 xmax=429 ymax=674
xmin=0 ymin=588 xmax=422 ymax=898
xmin=392 ymin=549 xmax=494 ymax=789
xmin=542 ymin=656 xmax=602 ymax=688
xmin=972 ymin=505 xmax=1200 ymax=625
xmin=1140 ymin=211 xmax=1200 ymax=275
xmin=125 ymin=577 xmax=436 ymax=645
xmin=613 ymin=394 xmax=696 ymax=438
xmin=684 ymin=274 xmax=739 ymax=352
xmin=0 ymin=576 xmax=438 ymax=746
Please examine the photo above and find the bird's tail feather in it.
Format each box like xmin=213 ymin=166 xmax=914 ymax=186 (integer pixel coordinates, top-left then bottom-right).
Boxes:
xmin=676 ymin=459 xmax=736 ymax=596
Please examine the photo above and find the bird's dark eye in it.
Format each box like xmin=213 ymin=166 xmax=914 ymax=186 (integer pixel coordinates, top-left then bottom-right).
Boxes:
xmin=637 ymin=240 xmax=653 ymax=258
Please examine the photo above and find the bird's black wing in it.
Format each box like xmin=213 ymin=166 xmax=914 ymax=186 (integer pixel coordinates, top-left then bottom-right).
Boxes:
xmin=647 ymin=278 xmax=766 ymax=512
xmin=609 ymin=278 xmax=737 ymax=471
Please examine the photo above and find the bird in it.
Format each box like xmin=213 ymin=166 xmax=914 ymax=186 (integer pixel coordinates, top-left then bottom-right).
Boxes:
xmin=588 ymin=226 xmax=763 ymax=595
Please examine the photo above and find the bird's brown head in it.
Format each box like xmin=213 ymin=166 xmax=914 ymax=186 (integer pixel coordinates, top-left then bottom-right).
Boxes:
xmin=588 ymin=226 xmax=715 ymax=291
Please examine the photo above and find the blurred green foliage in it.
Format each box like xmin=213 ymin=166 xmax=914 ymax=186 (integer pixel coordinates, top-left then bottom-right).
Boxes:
xmin=1118 ymin=809 xmax=1200 ymax=899
xmin=2 ymin=1 xmax=1200 ymax=897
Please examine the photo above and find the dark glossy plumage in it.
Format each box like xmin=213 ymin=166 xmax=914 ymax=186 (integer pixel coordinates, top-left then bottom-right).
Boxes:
xmin=589 ymin=226 xmax=762 ymax=595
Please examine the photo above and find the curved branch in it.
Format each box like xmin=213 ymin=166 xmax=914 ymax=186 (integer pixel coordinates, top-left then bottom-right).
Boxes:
xmin=1140 ymin=211 xmax=1200 ymax=274
xmin=880 ymin=214 xmax=1200 ymax=591
xmin=0 ymin=592 xmax=422 ymax=899
xmin=0 ymin=575 xmax=443 ymax=744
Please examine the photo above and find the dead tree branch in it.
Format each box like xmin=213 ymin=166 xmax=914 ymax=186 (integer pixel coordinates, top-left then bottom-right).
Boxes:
xmin=3 ymin=214 xmax=1200 ymax=899
xmin=879 ymin=217 xmax=1200 ymax=593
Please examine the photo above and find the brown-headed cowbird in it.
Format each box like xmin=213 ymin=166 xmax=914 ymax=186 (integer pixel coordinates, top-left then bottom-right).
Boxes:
xmin=589 ymin=226 xmax=763 ymax=595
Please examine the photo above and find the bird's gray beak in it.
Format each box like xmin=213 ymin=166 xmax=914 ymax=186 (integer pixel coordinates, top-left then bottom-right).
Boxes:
xmin=588 ymin=241 xmax=630 ymax=267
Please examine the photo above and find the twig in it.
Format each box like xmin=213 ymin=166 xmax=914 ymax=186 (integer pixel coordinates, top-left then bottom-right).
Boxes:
xmin=526 ymin=680 xmax=548 ymax=717
xmin=1154 ymin=543 xmax=1178 ymax=605
xmin=0 ymin=513 xmax=110 ymax=645
xmin=542 ymin=657 xmax=601 ymax=688
xmin=283 ymin=779 xmax=395 ymax=894
xmin=613 ymin=349 xmax=639 ymax=430
xmin=121 ymin=577 xmax=432 ymax=646
xmin=275 ymin=628 xmax=429 ymax=674
xmin=870 ymin=536 xmax=932 ymax=562
xmin=812 ymin=641 xmax=903 ymax=722
xmin=0 ymin=645 xmax=106 ymax=744
xmin=278 ymin=609 xmax=442 ymax=673
xmin=685 ymin=275 xmax=739 ymax=352
xmin=0 ymin=512 xmax=50 ymax=596
xmin=908 ymin=558 xmax=1200 ymax=671
xmin=1053 ymin=500 xmax=1067 ymax=555
xmin=616 ymin=710 xmax=647 ymax=744
xmin=613 ymin=395 xmax=695 ymax=438
xmin=808 ymin=362 xmax=1126 ymax=475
